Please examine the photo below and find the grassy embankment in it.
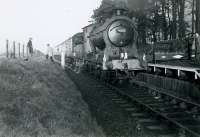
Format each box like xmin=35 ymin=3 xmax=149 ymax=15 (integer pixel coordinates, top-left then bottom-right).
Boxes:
xmin=0 ymin=58 xmax=104 ymax=137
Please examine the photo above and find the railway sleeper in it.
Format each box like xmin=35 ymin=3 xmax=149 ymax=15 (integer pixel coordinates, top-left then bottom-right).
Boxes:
xmin=119 ymin=103 xmax=133 ymax=108
xmin=104 ymin=93 xmax=117 ymax=97
xmin=139 ymin=97 xmax=164 ymax=103
xmin=146 ymin=129 xmax=177 ymax=137
xmin=157 ymin=134 xmax=176 ymax=137
xmin=187 ymin=125 xmax=200 ymax=134
xmin=104 ymin=93 xmax=119 ymax=99
xmin=131 ymin=112 xmax=149 ymax=118
xmin=171 ymin=116 xmax=197 ymax=122
xmin=133 ymin=97 xmax=156 ymax=102
xmin=130 ymin=90 xmax=149 ymax=94
xmin=130 ymin=94 xmax=151 ymax=98
xmin=151 ymin=105 xmax=183 ymax=113
xmin=125 ymin=107 xmax=139 ymax=112
xmin=141 ymin=99 xmax=162 ymax=104
xmin=103 ymin=89 xmax=116 ymax=92
xmin=158 ymin=106 xmax=183 ymax=113
xmin=159 ymin=106 xmax=186 ymax=114
xmin=137 ymin=118 xmax=158 ymax=123
xmin=165 ymin=112 xmax=193 ymax=119
xmin=111 ymin=98 xmax=123 ymax=101
xmin=145 ymin=124 xmax=173 ymax=134
xmin=131 ymin=94 xmax=153 ymax=99
xmin=139 ymin=120 xmax=162 ymax=129
xmin=111 ymin=98 xmax=126 ymax=103
xmin=176 ymin=119 xmax=200 ymax=126
xmin=147 ymin=103 xmax=167 ymax=108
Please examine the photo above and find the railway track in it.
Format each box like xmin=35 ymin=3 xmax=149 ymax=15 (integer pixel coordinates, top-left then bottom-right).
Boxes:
xmin=111 ymin=81 xmax=200 ymax=137
xmin=55 ymin=58 xmax=200 ymax=137
xmin=73 ymin=71 xmax=200 ymax=137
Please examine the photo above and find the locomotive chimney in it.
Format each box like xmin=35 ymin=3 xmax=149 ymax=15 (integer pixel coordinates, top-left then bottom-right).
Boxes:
xmin=114 ymin=8 xmax=128 ymax=16
xmin=116 ymin=9 xmax=122 ymax=16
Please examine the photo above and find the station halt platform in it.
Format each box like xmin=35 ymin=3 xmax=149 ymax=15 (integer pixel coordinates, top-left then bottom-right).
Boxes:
xmin=148 ymin=62 xmax=200 ymax=80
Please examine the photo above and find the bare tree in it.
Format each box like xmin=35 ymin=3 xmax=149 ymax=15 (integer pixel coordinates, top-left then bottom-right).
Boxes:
xmin=172 ymin=0 xmax=178 ymax=39
xmin=178 ymin=0 xmax=185 ymax=38
xmin=196 ymin=0 xmax=200 ymax=34
xmin=161 ymin=0 xmax=168 ymax=40
xmin=192 ymin=0 xmax=195 ymax=34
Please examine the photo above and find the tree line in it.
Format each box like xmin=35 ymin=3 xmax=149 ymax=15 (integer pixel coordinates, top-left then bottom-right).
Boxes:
xmin=92 ymin=0 xmax=200 ymax=44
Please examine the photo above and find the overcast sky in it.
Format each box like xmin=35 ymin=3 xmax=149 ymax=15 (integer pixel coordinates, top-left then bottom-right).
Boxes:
xmin=0 ymin=0 xmax=101 ymax=53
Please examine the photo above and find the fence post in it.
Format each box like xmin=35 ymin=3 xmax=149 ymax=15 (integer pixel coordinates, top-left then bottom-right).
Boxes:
xmin=18 ymin=43 xmax=20 ymax=58
xmin=6 ymin=40 xmax=9 ymax=58
xmin=26 ymin=44 xmax=28 ymax=57
xmin=23 ymin=44 xmax=25 ymax=57
xmin=13 ymin=41 xmax=16 ymax=59
xmin=61 ymin=51 xmax=65 ymax=69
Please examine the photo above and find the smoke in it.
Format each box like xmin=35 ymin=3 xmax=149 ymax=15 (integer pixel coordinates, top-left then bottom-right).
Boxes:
xmin=126 ymin=0 xmax=153 ymax=11
xmin=102 ymin=0 xmax=150 ymax=11
xmin=101 ymin=0 xmax=134 ymax=11
xmin=127 ymin=0 xmax=145 ymax=10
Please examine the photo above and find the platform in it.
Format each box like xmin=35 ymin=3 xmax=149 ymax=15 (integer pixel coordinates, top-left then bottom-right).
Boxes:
xmin=148 ymin=63 xmax=200 ymax=80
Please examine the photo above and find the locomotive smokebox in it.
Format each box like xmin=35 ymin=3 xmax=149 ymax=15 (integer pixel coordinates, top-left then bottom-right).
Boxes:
xmin=107 ymin=20 xmax=134 ymax=47
xmin=90 ymin=16 xmax=137 ymax=51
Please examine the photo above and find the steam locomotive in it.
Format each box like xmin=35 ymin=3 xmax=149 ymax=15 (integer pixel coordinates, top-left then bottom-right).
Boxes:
xmin=55 ymin=8 xmax=147 ymax=82
xmin=89 ymin=9 xmax=146 ymax=71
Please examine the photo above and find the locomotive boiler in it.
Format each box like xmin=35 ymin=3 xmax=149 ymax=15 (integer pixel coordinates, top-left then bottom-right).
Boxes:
xmin=89 ymin=9 xmax=146 ymax=70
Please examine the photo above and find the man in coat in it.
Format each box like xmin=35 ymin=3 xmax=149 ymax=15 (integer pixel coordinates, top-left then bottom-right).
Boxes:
xmin=46 ymin=44 xmax=54 ymax=62
xmin=27 ymin=38 xmax=33 ymax=56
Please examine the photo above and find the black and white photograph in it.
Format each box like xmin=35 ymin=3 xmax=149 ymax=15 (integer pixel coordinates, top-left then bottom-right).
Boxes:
xmin=0 ymin=0 xmax=200 ymax=136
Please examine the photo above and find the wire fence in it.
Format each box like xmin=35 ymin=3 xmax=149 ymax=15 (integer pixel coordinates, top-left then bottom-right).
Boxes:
xmin=5 ymin=40 xmax=30 ymax=59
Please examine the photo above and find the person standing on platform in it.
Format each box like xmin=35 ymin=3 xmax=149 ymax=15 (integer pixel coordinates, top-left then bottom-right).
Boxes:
xmin=46 ymin=44 xmax=54 ymax=62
